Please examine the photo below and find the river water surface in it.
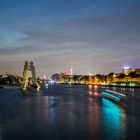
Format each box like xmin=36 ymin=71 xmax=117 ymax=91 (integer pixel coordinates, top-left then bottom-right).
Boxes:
xmin=0 ymin=84 xmax=140 ymax=140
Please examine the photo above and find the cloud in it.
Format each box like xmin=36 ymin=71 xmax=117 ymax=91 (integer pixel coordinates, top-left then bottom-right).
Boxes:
xmin=0 ymin=0 xmax=140 ymax=75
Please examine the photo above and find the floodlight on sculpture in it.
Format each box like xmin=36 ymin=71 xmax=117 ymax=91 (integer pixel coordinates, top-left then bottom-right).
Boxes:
xmin=21 ymin=61 xmax=40 ymax=91
xmin=21 ymin=61 xmax=30 ymax=91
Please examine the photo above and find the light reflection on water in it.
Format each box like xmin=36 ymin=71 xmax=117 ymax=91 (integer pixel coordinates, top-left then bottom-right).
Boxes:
xmin=101 ymin=98 xmax=122 ymax=140
xmin=88 ymin=85 xmax=126 ymax=140
xmin=49 ymin=96 xmax=56 ymax=128
xmin=0 ymin=85 xmax=140 ymax=140
xmin=88 ymin=84 xmax=99 ymax=96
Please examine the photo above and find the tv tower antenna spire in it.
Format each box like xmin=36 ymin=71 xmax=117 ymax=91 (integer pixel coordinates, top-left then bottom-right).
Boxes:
xmin=70 ymin=62 xmax=73 ymax=76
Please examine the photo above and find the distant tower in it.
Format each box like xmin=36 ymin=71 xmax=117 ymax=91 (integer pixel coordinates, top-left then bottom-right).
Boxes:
xmin=70 ymin=62 xmax=74 ymax=83
xmin=43 ymin=73 xmax=47 ymax=80
xmin=70 ymin=63 xmax=73 ymax=76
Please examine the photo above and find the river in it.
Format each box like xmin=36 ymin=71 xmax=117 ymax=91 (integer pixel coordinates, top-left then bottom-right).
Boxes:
xmin=0 ymin=84 xmax=140 ymax=140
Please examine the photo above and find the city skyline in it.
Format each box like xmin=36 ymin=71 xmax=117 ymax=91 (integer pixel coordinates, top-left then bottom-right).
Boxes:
xmin=0 ymin=0 xmax=140 ymax=77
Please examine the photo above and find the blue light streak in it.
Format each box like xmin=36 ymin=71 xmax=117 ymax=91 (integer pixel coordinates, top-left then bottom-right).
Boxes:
xmin=102 ymin=92 xmax=121 ymax=102
xmin=101 ymin=98 xmax=121 ymax=139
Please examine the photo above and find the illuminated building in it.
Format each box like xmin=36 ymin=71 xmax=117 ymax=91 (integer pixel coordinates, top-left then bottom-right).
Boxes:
xmin=123 ymin=67 xmax=134 ymax=75
xmin=51 ymin=66 xmax=140 ymax=86
xmin=135 ymin=68 xmax=140 ymax=74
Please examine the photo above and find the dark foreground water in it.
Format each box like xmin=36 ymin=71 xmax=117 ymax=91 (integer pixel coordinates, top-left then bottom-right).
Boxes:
xmin=0 ymin=84 xmax=140 ymax=140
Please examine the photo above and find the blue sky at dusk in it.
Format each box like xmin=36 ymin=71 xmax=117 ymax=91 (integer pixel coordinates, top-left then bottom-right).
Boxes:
xmin=0 ymin=0 xmax=140 ymax=77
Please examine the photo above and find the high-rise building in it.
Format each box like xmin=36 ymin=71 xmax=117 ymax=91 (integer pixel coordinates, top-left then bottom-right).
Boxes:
xmin=123 ymin=67 xmax=134 ymax=75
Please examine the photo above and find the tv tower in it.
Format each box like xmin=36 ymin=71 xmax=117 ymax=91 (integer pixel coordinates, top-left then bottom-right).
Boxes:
xmin=70 ymin=62 xmax=73 ymax=76
xmin=70 ymin=62 xmax=74 ymax=84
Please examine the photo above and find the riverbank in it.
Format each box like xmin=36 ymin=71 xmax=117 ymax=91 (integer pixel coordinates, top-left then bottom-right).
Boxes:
xmin=58 ymin=83 xmax=140 ymax=88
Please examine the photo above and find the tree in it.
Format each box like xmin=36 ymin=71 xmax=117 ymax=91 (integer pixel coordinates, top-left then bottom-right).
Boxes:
xmin=118 ymin=73 xmax=125 ymax=78
xmin=129 ymin=72 xmax=140 ymax=78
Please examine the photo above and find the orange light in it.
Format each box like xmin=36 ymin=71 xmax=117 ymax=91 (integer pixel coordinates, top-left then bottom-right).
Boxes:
xmin=88 ymin=84 xmax=92 ymax=89
xmin=94 ymin=85 xmax=98 ymax=88
xmin=94 ymin=92 xmax=98 ymax=96
xmin=89 ymin=91 xmax=92 ymax=95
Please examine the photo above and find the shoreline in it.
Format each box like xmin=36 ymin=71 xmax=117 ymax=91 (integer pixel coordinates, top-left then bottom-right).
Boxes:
xmin=57 ymin=83 xmax=140 ymax=88
xmin=1 ymin=83 xmax=140 ymax=88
